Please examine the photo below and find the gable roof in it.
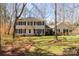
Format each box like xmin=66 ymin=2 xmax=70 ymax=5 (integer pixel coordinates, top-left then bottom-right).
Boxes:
xmin=48 ymin=21 xmax=74 ymax=29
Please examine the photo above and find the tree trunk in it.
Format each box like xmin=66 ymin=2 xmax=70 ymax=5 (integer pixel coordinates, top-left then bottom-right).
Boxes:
xmin=13 ymin=18 xmax=17 ymax=38
xmin=0 ymin=16 xmax=2 ymax=55
xmin=8 ymin=21 xmax=12 ymax=35
xmin=54 ymin=3 xmax=58 ymax=41
xmin=13 ymin=3 xmax=26 ymax=39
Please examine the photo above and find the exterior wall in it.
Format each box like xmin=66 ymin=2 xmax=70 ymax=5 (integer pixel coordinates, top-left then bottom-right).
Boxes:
xmin=16 ymin=25 xmax=45 ymax=29
xmin=57 ymin=24 xmax=70 ymax=33
xmin=15 ymin=18 xmax=45 ymax=36
xmin=15 ymin=29 xmax=34 ymax=35
xmin=33 ymin=26 xmax=45 ymax=29
xmin=25 ymin=29 xmax=34 ymax=35
xmin=53 ymin=22 xmax=72 ymax=35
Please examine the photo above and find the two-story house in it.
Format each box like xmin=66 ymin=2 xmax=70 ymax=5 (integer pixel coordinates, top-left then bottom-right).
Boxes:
xmin=15 ymin=17 xmax=46 ymax=36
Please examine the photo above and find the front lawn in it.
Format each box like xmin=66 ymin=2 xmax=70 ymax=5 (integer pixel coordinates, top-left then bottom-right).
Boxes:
xmin=1 ymin=35 xmax=79 ymax=55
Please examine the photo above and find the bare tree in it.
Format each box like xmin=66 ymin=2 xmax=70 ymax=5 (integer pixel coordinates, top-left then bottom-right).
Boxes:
xmin=0 ymin=4 xmax=11 ymax=35
xmin=0 ymin=3 xmax=5 ymax=55
xmin=31 ymin=3 xmax=48 ymax=19
xmin=0 ymin=22 xmax=1 ymax=55
xmin=54 ymin=3 xmax=58 ymax=41
xmin=6 ymin=4 xmax=16 ymax=35
xmin=13 ymin=3 xmax=26 ymax=38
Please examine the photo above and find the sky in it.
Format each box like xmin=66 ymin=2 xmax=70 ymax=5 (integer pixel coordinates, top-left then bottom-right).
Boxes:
xmin=6 ymin=3 xmax=79 ymax=23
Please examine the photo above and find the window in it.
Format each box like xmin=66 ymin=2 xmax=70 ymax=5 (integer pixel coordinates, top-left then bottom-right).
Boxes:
xmin=27 ymin=22 xmax=33 ymax=25
xmin=34 ymin=22 xmax=36 ymax=25
xmin=15 ymin=29 xmax=19 ymax=33
xmin=57 ymin=29 xmax=60 ymax=32
xmin=15 ymin=29 xmax=26 ymax=34
xmin=21 ymin=22 xmax=26 ymax=25
xmin=63 ymin=29 xmax=68 ymax=33
xmin=16 ymin=22 xmax=19 ymax=25
xmin=29 ymin=29 xmax=31 ymax=33
xmin=39 ymin=22 xmax=41 ymax=25
xmin=22 ymin=22 xmax=26 ymax=25
xmin=16 ymin=29 xmax=19 ymax=33
xmin=17 ymin=22 xmax=21 ymax=25
xmin=16 ymin=22 xmax=26 ymax=25
xmin=43 ymin=29 xmax=44 ymax=33
xmin=36 ymin=22 xmax=45 ymax=25
xmin=22 ymin=29 xmax=26 ymax=33
xmin=27 ymin=22 xmax=29 ymax=25
xmin=18 ymin=22 xmax=20 ymax=25
xmin=33 ymin=21 xmax=45 ymax=25
xmin=20 ymin=22 xmax=22 ymax=25
xmin=30 ymin=22 xmax=32 ymax=25
xmin=34 ymin=29 xmax=35 ymax=33
xmin=42 ymin=21 xmax=44 ymax=25
xmin=37 ymin=22 xmax=41 ymax=25
xmin=37 ymin=22 xmax=39 ymax=25
xmin=19 ymin=29 xmax=22 ymax=34
xmin=16 ymin=22 xmax=20 ymax=25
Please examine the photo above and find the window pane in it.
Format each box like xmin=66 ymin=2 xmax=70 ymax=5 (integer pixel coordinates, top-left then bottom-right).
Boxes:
xmin=27 ymin=22 xmax=29 ymax=25
xmin=43 ymin=21 xmax=44 ymax=25
xmin=29 ymin=29 xmax=31 ymax=33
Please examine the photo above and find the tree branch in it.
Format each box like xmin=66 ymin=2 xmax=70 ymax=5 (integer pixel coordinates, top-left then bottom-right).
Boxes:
xmin=17 ymin=3 xmax=27 ymax=19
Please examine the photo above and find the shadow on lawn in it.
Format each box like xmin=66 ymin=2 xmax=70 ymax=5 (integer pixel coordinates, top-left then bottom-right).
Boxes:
xmin=26 ymin=48 xmax=56 ymax=56
xmin=0 ymin=45 xmax=56 ymax=56
xmin=0 ymin=48 xmax=56 ymax=56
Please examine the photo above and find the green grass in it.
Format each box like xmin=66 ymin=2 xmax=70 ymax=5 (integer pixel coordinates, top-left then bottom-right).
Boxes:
xmin=17 ymin=36 xmax=79 ymax=55
xmin=35 ymin=45 xmax=70 ymax=55
xmin=58 ymin=36 xmax=79 ymax=39
xmin=1 ymin=35 xmax=79 ymax=55
xmin=2 ymin=35 xmax=79 ymax=47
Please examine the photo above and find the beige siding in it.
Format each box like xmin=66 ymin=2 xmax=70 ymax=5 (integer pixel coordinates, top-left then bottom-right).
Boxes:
xmin=57 ymin=24 xmax=70 ymax=32
xmin=15 ymin=17 xmax=45 ymax=36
